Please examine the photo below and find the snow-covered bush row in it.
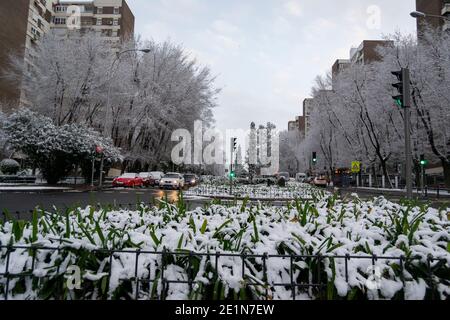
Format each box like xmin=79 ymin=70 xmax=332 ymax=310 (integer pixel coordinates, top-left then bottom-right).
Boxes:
xmin=0 ymin=159 xmax=20 ymax=175
xmin=0 ymin=196 xmax=448 ymax=300
xmin=186 ymin=182 xmax=329 ymax=200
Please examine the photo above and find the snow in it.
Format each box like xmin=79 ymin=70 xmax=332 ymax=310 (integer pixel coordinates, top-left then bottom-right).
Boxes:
xmin=0 ymin=194 xmax=448 ymax=300
xmin=0 ymin=186 xmax=72 ymax=191
xmin=186 ymin=182 xmax=330 ymax=200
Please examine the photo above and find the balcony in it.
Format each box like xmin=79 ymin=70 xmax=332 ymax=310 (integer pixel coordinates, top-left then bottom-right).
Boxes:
xmin=442 ymin=3 xmax=450 ymax=15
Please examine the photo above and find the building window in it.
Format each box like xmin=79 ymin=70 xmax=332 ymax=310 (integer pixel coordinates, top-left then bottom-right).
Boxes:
xmin=97 ymin=7 xmax=103 ymax=14
xmin=55 ymin=5 xmax=67 ymax=12
xmin=114 ymin=7 xmax=120 ymax=14
xmin=53 ymin=17 xmax=66 ymax=25
xmin=113 ymin=19 xmax=118 ymax=26
xmin=96 ymin=18 xmax=102 ymax=25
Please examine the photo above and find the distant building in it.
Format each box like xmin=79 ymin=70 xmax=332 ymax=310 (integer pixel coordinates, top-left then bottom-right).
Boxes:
xmin=288 ymin=115 xmax=305 ymax=139
xmin=349 ymin=40 xmax=394 ymax=65
xmin=330 ymin=40 xmax=393 ymax=89
xmin=302 ymin=98 xmax=315 ymax=138
xmin=52 ymin=0 xmax=135 ymax=46
xmin=331 ymin=59 xmax=350 ymax=85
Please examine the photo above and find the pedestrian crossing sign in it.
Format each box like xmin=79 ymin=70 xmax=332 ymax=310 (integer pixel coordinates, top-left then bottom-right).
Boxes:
xmin=351 ymin=161 xmax=361 ymax=173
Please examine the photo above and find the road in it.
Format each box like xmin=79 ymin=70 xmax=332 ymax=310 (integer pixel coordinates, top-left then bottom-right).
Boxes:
xmin=2 ymin=186 xmax=448 ymax=221
xmin=0 ymin=188 xmax=208 ymax=220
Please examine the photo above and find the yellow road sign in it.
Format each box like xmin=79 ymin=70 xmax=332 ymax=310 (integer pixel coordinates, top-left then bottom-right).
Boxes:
xmin=351 ymin=161 xmax=361 ymax=173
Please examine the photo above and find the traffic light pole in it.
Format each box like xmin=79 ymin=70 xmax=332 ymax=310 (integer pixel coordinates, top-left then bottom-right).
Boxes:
xmin=229 ymin=146 xmax=234 ymax=196
xmin=403 ymin=68 xmax=413 ymax=200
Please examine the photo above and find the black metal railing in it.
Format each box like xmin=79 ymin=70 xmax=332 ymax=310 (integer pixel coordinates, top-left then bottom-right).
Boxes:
xmin=0 ymin=245 xmax=447 ymax=300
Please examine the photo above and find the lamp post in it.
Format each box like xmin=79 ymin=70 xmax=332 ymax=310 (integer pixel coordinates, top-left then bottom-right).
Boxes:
xmin=410 ymin=11 xmax=450 ymax=21
xmin=99 ymin=48 xmax=151 ymax=189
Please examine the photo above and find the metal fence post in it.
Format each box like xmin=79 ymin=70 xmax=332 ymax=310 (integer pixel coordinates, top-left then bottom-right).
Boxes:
xmin=290 ymin=255 xmax=295 ymax=300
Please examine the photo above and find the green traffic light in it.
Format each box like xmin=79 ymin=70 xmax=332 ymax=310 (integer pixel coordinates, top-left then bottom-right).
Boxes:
xmin=230 ymin=172 xmax=236 ymax=178
xmin=395 ymin=99 xmax=402 ymax=107
xmin=420 ymin=160 xmax=427 ymax=166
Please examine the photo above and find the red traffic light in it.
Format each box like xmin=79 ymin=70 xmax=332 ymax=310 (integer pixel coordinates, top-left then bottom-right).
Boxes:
xmin=95 ymin=146 xmax=104 ymax=154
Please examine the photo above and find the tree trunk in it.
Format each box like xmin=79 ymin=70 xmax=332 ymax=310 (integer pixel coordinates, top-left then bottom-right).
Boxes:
xmin=380 ymin=160 xmax=393 ymax=189
xmin=443 ymin=160 xmax=450 ymax=188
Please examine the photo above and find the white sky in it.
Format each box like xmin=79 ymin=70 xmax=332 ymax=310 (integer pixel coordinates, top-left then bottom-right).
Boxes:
xmin=127 ymin=0 xmax=417 ymax=132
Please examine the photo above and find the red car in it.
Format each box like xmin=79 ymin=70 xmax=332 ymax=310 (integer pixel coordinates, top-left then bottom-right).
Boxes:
xmin=112 ymin=173 xmax=144 ymax=188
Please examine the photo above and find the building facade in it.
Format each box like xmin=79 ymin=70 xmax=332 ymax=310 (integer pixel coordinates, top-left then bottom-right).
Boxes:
xmin=0 ymin=0 xmax=30 ymax=107
xmin=52 ymin=0 xmax=135 ymax=45
xmin=416 ymin=0 xmax=449 ymax=34
xmin=1 ymin=0 xmax=55 ymax=108
xmin=349 ymin=40 xmax=393 ymax=65
xmin=288 ymin=115 xmax=306 ymax=138
xmin=0 ymin=0 xmax=134 ymax=110
xmin=302 ymin=98 xmax=315 ymax=138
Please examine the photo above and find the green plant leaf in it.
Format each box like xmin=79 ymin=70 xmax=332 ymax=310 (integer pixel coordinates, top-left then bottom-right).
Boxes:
xmin=200 ymin=219 xmax=208 ymax=235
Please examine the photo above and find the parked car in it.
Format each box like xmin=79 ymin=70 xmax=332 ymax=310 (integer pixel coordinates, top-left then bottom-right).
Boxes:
xmin=277 ymin=172 xmax=290 ymax=180
xmin=296 ymin=173 xmax=307 ymax=183
xmin=313 ymin=175 xmax=328 ymax=188
xmin=159 ymin=173 xmax=185 ymax=190
xmin=183 ymin=174 xmax=199 ymax=187
xmin=139 ymin=172 xmax=153 ymax=187
xmin=112 ymin=173 xmax=144 ymax=188
xmin=148 ymin=171 xmax=165 ymax=186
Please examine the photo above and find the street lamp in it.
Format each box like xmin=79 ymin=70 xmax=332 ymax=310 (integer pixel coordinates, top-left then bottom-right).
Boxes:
xmin=98 ymin=48 xmax=151 ymax=189
xmin=410 ymin=10 xmax=450 ymax=21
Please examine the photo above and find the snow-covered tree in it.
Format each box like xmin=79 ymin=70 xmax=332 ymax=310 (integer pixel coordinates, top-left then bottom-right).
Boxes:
xmin=301 ymin=26 xmax=450 ymax=187
xmin=7 ymin=32 xmax=219 ymax=171
xmin=3 ymin=108 xmax=121 ymax=184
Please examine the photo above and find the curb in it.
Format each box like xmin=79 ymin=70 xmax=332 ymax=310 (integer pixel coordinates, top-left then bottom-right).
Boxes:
xmin=0 ymin=188 xmax=75 ymax=194
xmin=183 ymin=194 xmax=313 ymax=202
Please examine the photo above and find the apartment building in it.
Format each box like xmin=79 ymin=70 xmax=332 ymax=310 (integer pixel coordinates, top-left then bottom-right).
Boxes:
xmin=416 ymin=0 xmax=450 ymax=33
xmin=0 ymin=0 xmax=55 ymax=108
xmin=0 ymin=0 xmax=135 ymax=109
xmin=330 ymin=40 xmax=393 ymax=86
xmin=331 ymin=59 xmax=350 ymax=87
xmin=302 ymin=98 xmax=316 ymax=138
xmin=349 ymin=40 xmax=394 ymax=65
xmin=51 ymin=0 xmax=135 ymax=45
xmin=288 ymin=116 xmax=306 ymax=139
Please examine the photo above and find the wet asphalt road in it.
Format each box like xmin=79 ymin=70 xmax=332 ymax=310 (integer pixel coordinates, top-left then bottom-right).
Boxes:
xmin=0 ymin=188 xmax=208 ymax=220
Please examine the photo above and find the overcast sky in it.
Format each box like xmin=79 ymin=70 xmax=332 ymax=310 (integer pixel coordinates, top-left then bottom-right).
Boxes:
xmin=127 ymin=0 xmax=417 ymax=132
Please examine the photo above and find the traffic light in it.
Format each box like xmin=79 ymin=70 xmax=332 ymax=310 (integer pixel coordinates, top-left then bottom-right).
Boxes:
xmin=312 ymin=152 xmax=317 ymax=164
xmin=420 ymin=154 xmax=428 ymax=167
xmin=232 ymin=138 xmax=237 ymax=151
xmin=392 ymin=70 xmax=404 ymax=107
xmin=229 ymin=171 xmax=236 ymax=178
xmin=391 ymin=68 xmax=410 ymax=108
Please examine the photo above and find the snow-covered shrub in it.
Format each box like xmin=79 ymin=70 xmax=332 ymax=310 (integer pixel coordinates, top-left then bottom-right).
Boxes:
xmin=0 ymin=159 xmax=20 ymax=175
xmin=186 ymin=182 xmax=328 ymax=200
xmin=3 ymin=108 xmax=122 ymax=184
xmin=0 ymin=196 xmax=448 ymax=300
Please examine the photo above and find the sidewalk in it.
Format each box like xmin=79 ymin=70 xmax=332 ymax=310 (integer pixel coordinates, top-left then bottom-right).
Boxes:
xmin=0 ymin=182 xmax=117 ymax=193
xmin=341 ymin=186 xmax=450 ymax=199
xmin=0 ymin=185 xmax=74 ymax=193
